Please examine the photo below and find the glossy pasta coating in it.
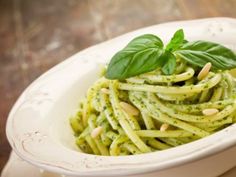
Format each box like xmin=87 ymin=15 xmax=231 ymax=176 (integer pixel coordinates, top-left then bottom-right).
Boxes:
xmin=70 ymin=61 xmax=236 ymax=156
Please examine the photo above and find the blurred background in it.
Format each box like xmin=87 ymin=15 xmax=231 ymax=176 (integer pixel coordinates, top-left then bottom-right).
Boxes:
xmin=0 ymin=0 xmax=236 ymax=172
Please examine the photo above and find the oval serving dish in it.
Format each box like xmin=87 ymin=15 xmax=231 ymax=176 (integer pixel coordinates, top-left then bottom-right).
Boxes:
xmin=6 ymin=18 xmax=236 ymax=177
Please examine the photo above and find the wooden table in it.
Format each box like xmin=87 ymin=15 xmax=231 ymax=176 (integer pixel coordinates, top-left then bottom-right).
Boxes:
xmin=1 ymin=0 xmax=236 ymax=172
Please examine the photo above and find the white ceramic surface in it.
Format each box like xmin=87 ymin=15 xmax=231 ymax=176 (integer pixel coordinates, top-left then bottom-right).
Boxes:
xmin=1 ymin=151 xmax=236 ymax=177
xmin=5 ymin=18 xmax=236 ymax=177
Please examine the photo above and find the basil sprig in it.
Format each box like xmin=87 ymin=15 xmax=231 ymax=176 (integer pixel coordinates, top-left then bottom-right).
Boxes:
xmin=105 ymin=29 xmax=236 ymax=80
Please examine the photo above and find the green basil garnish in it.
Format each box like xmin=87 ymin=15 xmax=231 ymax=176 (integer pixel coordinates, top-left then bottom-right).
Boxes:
xmin=161 ymin=51 xmax=176 ymax=75
xmin=174 ymin=40 xmax=236 ymax=70
xmin=166 ymin=29 xmax=184 ymax=52
xmin=105 ymin=34 xmax=165 ymax=80
xmin=105 ymin=29 xmax=236 ymax=80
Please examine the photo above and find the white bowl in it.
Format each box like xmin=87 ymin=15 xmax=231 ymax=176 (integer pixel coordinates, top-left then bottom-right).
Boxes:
xmin=6 ymin=17 xmax=236 ymax=177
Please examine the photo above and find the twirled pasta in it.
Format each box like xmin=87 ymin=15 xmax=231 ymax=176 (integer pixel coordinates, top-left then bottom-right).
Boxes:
xmin=70 ymin=61 xmax=236 ymax=156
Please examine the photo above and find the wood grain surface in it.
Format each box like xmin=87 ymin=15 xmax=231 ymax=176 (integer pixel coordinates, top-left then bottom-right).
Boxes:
xmin=0 ymin=0 xmax=236 ymax=172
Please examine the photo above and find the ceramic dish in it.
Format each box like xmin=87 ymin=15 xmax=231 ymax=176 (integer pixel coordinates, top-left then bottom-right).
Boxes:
xmin=1 ymin=151 xmax=236 ymax=177
xmin=6 ymin=18 xmax=236 ymax=177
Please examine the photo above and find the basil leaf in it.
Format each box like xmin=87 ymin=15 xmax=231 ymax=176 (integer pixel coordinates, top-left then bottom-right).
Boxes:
xmin=106 ymin=48 xmax=165 ymax=80
xmin=105 ymin=34 xmax=164 ymax=80
xmin=161 ymin=51 xmax=176 ymax=75
xmin=175 ymin=40 xmax=236 ymax=70
xmin=126 ymin=34 xmax=163 ymax=49
xmin=166 ymin=29 xmax=184 ymax=52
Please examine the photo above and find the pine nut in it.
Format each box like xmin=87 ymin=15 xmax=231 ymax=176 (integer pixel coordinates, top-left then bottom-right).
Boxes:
xmin=197 ymin=62 xmax=212 ymax=80
xmin=91 ymin=126 xmax=103 ymax=138
xmin=202 ymin=108 xmax=219 ymax=116
xmin=160 ymin=123 xmax=169 ymax=131
xmin=120 ymin=102 xmax=139 ymax=116
xmin=101 ymin=88 xmax=110 ymax=94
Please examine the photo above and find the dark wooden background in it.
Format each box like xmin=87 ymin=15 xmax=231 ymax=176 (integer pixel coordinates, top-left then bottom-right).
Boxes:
xmin=1 ymin=0 xmax=236 ymax=172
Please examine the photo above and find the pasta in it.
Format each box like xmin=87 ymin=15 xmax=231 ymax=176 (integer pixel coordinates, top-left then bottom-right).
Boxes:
xmin=69 ymin=59 xmax=236 ymax=156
